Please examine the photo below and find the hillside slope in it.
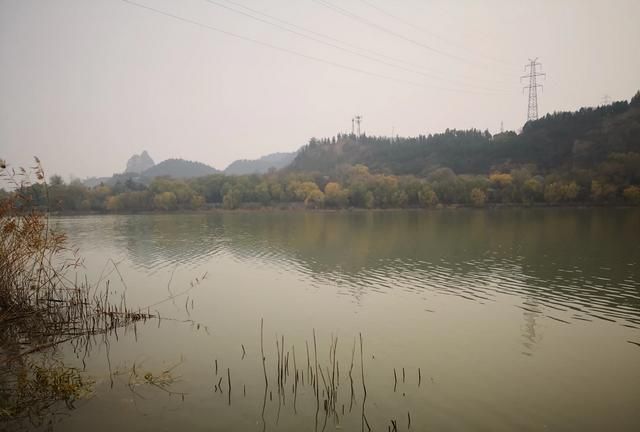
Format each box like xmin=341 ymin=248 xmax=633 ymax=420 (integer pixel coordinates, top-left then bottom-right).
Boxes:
xmin=289 ymin=94 xmax=640 ymax=176
xmin=224 ymin=152 xmax=296 ymax=175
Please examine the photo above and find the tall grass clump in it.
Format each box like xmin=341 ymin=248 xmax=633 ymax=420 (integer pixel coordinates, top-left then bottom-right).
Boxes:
xmin=0 ymin=159 xmax=152 ymax=427
xmin=1 ymin=159 xmax=78 ymax=329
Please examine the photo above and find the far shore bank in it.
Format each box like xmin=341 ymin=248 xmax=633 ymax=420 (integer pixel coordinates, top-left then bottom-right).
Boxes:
xmin=46 ymin=202 xmax=640 ymax=216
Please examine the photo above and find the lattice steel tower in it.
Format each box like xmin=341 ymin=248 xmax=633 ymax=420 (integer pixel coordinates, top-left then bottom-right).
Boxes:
xmin=521 ymin=58 xmax=545 ymax=122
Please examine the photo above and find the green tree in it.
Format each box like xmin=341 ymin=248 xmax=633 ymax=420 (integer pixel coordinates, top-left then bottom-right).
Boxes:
xmin=190 ymin=194 xmax=206 ymax=209
xmin=522 ymin=178 xmax=543 ymax=203
xmin=223 ymin=189 xmax=242 ymax=209
xmin=153 ymin=191 xmax=177 ymax=210
xmin=591 ymin=180 xmax=618 ymax=202
xmin=254 ymin=181 xmax=271 ymax=205
xmin=49 ymin=175 xmax=64 ymax=186
xmin=417 ymin=184 xmax=438 ymax=207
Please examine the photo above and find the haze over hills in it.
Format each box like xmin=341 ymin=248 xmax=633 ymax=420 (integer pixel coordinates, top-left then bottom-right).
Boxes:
xmin=224 ymin=152 xmax=297 ymax=175
xmin=83 ymin=156 xmax=219 ymax=186
xmin=84 ymin=150 xmax=298 ymax=186
xmin=11 ymin=91 xmax=640 ymax=212
xmin=78 ymin=91 xmax=640 ymax=191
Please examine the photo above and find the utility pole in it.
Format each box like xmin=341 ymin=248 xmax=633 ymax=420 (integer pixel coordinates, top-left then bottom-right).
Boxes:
xmin=521 ymin=58 xmax=545 ymax=122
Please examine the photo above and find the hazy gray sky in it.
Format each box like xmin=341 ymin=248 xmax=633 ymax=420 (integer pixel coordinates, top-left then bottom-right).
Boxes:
xmin=1 ymin=0 xmax=639 ymax=179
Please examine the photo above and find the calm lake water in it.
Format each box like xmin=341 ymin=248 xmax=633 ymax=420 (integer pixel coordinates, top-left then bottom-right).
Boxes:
xmin=49 ymin=209 xmax=640 ymax=431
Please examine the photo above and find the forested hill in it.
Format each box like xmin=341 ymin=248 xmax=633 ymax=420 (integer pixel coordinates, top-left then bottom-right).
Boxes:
xmin=140 ymin=158 xmax=219 ymax=178
xmin=289 ymin=92 xmax=640 ymax=176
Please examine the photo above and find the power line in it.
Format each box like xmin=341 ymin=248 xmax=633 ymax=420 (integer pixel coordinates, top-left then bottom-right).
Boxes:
xmin=204 ymin=0 xmax=510 ymax=93
xmin=312 ymin=0 xmax=515 ymax=78
xmin=357 ymin=0 xmax=519 ymax=71
xmin=520 ymin=58 xmax=545 ymax=122
xmin=120 ymin=0 xmax=509 ymax=95
xmin=119 ymin=0 xmax=424 ymax=89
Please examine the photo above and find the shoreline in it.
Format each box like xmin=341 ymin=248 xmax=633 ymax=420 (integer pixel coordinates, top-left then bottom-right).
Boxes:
xmin=47 ymin=202 xmax=640 ymax=216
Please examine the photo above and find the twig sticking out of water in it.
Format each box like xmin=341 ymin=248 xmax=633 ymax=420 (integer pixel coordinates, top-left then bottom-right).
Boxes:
xmin=313 ymin=329 xmax=319 ymax=404
xmin=227 ymin=368 xmax=231 ymax=405
xmin=261 ymin=318 xmax=268 ymax=389
xmin=393 ymin=368 xmax=397 ymax=392
xmin=390 ymin=419 xmax=398 ymax=432
xmin=349 ymin=337 xmax=357 ymax=412
xmin=306 ymin=340 xmax=311 ymax=382
xmin=360 ymin=332 xmax=367 ymax=432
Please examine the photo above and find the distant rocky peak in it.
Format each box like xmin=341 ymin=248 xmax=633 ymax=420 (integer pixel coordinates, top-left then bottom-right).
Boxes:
xmin=125 ymin=151 xmax=155 ymax=174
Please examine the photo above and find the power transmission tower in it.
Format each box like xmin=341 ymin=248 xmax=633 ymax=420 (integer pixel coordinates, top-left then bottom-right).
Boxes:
xmin=351 ymin=117 xmax=355 ymax=135
xmin=500 ymin=120 xmax=504 ymax=133
xmin=601 ymin=94 xmax=612 ymax=106
xmin=521 ymin=58 xmax=545 ymax=122
xmin=354 ymin=115 xmax=362 ymax=138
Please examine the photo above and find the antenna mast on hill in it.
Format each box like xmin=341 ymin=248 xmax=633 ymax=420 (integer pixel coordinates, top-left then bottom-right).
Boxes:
xmin=521 ymin=58 xmax=545 ymax=122
xmin=354 ymin=115 xmax=362 ymax=137
xmin=351 ymin=117 xmax=355 ymax=135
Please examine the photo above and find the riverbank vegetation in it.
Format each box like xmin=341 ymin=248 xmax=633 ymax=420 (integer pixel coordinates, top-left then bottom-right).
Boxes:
xmin=3 ymin=151 xmax=639 ymax=212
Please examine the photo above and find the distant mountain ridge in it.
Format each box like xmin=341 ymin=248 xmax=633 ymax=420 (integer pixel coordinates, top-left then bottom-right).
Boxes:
xmin=83 ymin=150 xmax=297 ymax=187
xmin=83 ymin=155 xmax=219 ymax=186
xmin=125 ymin=150 xmax=155 ymax=174
xmin=224 ymin=152 xmax=296 ymax=175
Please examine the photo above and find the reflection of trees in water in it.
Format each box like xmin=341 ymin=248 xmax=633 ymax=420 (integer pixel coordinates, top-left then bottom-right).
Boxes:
xmin=520 ymin=297 xmax=542 ymax=355
xmin=110 ymin=210 xmax=640 ymax=323
xmin=115 ymin=214 xmax=228 ymax=271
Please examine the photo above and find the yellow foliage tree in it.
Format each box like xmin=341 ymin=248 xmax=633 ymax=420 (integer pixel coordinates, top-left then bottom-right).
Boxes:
xmin=489 ymin=173 xmax=513 ymax=188
xmin=470 ymin=188 xmax=487 ymax=207
xmin=623 ymin=185 xmax=640 ymax=205
xmin=305 ymin=189 xmax=325 ymax=208
xmin=324 ymin=182 xmax=349 ymax=208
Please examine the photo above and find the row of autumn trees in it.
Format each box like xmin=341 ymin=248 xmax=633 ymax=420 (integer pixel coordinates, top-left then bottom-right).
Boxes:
xmin=4 ymin=151 xmax=640 ymax=212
